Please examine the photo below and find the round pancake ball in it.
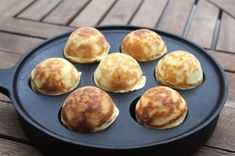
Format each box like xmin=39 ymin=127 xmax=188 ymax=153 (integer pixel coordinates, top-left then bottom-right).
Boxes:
xmin=64 ymin=27 xmax=110 ymax=63
xmin=135 ymin=86 xmax=188 ymax=129
xmin=30 ymin=57 xmax=81 ymax=95
xmin=61 ymin=86 xmax=119 ymax=133
xmin=94 ymin=53 xmax=146 ymax=93
xmin=121 ymin=29 xmax=167 ymax=61
xmin=155 ymin=51 xmax=203 ymax=89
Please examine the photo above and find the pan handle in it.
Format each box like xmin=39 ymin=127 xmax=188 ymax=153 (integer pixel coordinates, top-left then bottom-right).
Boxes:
xmin=0 ymin=67 xmax=14 ymax=97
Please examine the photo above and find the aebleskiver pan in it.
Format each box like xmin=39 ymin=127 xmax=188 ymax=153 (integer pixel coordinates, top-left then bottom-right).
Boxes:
xmin=0 ymin=26 xmax=228 ymax=155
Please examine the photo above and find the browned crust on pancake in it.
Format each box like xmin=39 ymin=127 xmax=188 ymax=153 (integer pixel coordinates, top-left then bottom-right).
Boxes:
xmin=94 ymin=53 xmax=144 ymax=92
xmin=64 ymin=27 xmax=109 ymax=63
xmin=155 ymin=51 xmax=203 ymax=89
xmin=136 ymin=86 xmax=187 ymax=128
xmin=74 ymin=27 xmax=99 ymax=37
xmin=121 ymin=29 xmax=166 ymax=61
xmin=155 ymin=67 xmax=203 ymax=89
xmin=97 ymin=56 xmax=141 ymax=91
xmin=30 ymin=58 xmax=79 ymax=95
xmin=61 ymin=86 xmax=116 ymax=133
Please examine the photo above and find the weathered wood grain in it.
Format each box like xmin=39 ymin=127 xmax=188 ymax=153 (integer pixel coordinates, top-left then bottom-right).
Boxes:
xmin=225 ymin=101 xmax=235 ymax=109
xmin=216 ymin=12 xmax=235 ymax=53
xmin=194 ymin=146 xmax=235 ymax=156
xmin=0 ymin=32 xmax=43 ymax=54
xmin=130 ymin=0 xmax=168 ymax=27
xmin=0 ymin=0 xmax=34 ymax=18
xmin=0 ymin=18 xmax=73 ymax=38
xmin=0 ymin=0 xmax=25 ymax=15
xmin=187 ymin=0 xmax=219 ymax=48
xmin=70 ymin=0 xmax=116 ymax=27
xmin=208 ymin=0 xmax=235 ymax=18
xmin=0 ymin=51 xmax=21 ymax=68
xmin=206 ymin=105 xmax=235 ymax=152
xmin=208 ymin=50 xmax=235 ymax=72
xmin=43 ymin=0 xmax=90 ymax=25
xmin=100 ymin=0 xmax=142 ymax=25
xmin=18 ymin=0 xmax=62 ymax=21
xmin=0 ymin=101 xmax=27 ymax=141
xmin=0 ymin=92 xmax=11 ymax=103
xmin=157 ymin=0 xmax=195 ymax=36
xmin=227 ymin=72 xmax=235 ymax=102
xmin=0 ymin=138 xmax=42 ymax=156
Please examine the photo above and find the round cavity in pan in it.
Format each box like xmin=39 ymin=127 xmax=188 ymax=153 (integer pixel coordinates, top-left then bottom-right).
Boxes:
xmin=129 ymin=96 xmax=140 ymax=121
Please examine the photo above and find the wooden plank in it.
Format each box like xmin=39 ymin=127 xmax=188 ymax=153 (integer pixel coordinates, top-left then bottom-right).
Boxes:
xmin=0 ymin=138 xmax=42 ymax=156
xmin=0 ymin=0 xmax=34 ymax=18
xmin=206 ymin=105 xmax=235 ymax=152
xmin=216 ymin=12 xmax=235 ymax=53
xmin=0 ymin=51 xmax=21 ymax=102
xmin=227 ymin=72 xmax=235 ymax=102
xmin=208 ymin=50 xmax=235 ymax=72
xmin=100 ymin=0 xmax=142 ymax=25
xmin=0 ymin=100 xmax=28 ymax=141
xmin=208 ymin=0 xmax=235 ymax=18
xmin=70 ymin=0 xmax=116 ymax=27
xmin=187 ymin=0 xmax=219 ymax=48
xmin=0 ymin=18 xmax=73 ymax=38
xmin=0 ymin=32 xmax=43 ymax=54
xmin=0 ymin=0 xmax=17 ymax=14
xmin=157 ymin=0 xmax=195 ymax=36
xmin=0 ymin=0 xmax=24 ymax=14
xmin=18 ymin=0 xmax=62 ymax=21
xmin=225 ymin=101 xmax=235 ymax=109
xmin=43 ymin=0 xmax=90 ymax=25
xmin=0 ymin=93 xmax=11 ymax=103
xmin=130 ymin=0 xmax=168 ymax=27
xmin=194 ymin=146 xmax=235 ymax=156
xmin=0 ymin=51 xmax=21 ymax=68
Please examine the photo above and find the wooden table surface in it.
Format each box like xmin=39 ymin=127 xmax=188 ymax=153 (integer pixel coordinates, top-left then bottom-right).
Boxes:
xmin=0 ymin=0 xmax=234 ymax=155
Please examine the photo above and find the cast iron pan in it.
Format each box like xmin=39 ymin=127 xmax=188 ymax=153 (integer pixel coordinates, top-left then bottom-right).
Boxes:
xmin=0 ymin=26 xmax=228 ymax=155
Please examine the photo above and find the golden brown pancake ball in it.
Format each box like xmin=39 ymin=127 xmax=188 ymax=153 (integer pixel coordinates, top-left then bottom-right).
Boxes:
xmin=30 ymin=57 xmax=81 ymax=96
xmin=135 ymin=86 xmax=188 ymax=129
xmin=94 ymin=53 xmax=146 ymax=93
xmin=155 ymin=51 xmax=203 ymax=90
xmin=120 ymin=29 xmax=167 ymax=61
xmin=64 ymin=27 xmax=110 ymax=63
xmin=60 ymin=86 xmax=119 ymax=133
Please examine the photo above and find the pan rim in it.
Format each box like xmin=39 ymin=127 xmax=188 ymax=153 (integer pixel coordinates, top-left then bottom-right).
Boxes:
xmin=10 ymin=25 xmax=228 ymax=150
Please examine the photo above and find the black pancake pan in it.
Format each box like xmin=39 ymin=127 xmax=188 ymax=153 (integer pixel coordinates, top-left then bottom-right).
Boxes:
xmin=0 ymin=26 xmax=228 ymax=155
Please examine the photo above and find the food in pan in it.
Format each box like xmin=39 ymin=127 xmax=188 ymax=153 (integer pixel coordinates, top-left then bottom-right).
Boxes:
xmin=135 ymin=86 xmax=188 ymax=129
xmin=64 ymin=27 xmax=110 ymax=63
xmin=94 ymin=53 xmax=146 ymax=93
xmin=60 ymin=86 xmax=119 ymax=133
xmin=120 ymin=29 xmax=167 ymax=61
xmin=155 ymin=50 xmax=203 ymax=89
xmin=30 ymin=57 xmax=81 ymax=95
